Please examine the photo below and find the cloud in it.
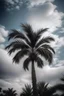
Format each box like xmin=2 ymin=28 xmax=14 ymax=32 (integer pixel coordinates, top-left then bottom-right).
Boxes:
xmin=4 ymin=0 xmax=23 ymax=10
xmin=0 ymin=25 xmax=8 ymax=43
xmin=0 ymin=25 xmax=8 ymax=49
xmin=36 ymin=65 xmax=64 ymax=83
xmin=0 ymin=48 xmax=22 ymax=79
xmin=4 ymin=0 xmax=55 ymax=11
xmin=27 ymin=2 xmax=64 ymax=32
xmin=27 ymin=0 xmax=55 ymax=8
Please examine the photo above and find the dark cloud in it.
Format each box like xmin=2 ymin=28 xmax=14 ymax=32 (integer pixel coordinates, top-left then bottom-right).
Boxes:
xmin=0 ymin=49 xmax=22 ymax=79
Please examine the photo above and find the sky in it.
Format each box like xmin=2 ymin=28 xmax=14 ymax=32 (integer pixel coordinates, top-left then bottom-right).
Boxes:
xmin=0 ymin=0 xmax=64 ymax=95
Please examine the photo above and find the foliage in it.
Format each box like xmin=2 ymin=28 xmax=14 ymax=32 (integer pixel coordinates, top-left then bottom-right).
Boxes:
xmin=0 ymin=88 xmax=17 ymax=96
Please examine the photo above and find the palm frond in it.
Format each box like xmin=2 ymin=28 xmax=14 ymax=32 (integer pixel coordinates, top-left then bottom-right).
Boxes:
xmin=8 ymin=30 xmax=24 ymax=40
xmin=41 ymin=44 xmax=55 ymax=54
xmin=35 ymin=38 xmax=50 ymax=48
xmin=22 ymin=24 xmax=35 ymax=47
xmin=23 ymin=57 xmax=31 ymax=71
xmin=35 ymin=56 xmax=44 ymax=68
xmin=8 ymin=29 xmax=31 ymax=46
xmin=13 ymin=49 xmax=29 ymax=63
xmin=36 ymin=28 xmax=48 ymax=37
xmin=35 ymin=36 xmax=54 ymax=48
xmin=33 ymin=28 xmax=48 ymax=46
xmin=37 ymin=48 xmax=53 ymax=64
xmin=5 ymin=41 xmax=29 ymax=50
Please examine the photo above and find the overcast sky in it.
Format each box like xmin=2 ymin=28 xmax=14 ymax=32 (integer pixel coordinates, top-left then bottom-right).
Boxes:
xmin=0 ymin=0 xmax=64 ymax=95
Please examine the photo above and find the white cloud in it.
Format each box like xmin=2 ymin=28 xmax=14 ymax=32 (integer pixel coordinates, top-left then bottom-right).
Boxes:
xmin=36 ymin=65 xmax=64 ymax=83
xmin=0 ymin=25 xmax=8 ymax=43
xmin=4 ymin=0 xmax=55 ymax=10
xmin=0 ymin=35 xmax=5 ymax=43
xmin=5 ymin=0 xmax=23 ymax=10
xmin=27 ymin=2 xmax=64 ymax=32
xmin=27 ymin=0 xmax=55 ymax=8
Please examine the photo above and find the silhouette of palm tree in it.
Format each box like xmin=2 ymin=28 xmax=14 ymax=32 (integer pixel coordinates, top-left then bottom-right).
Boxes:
xmin=37 ymin=82 xmax=60 ymax=96
xmin=0 ymin=88 xmax=4 ymax=96
xmin=3 ymin=88 xmax=17 ymax=96
xmin=5 ymin=24 xmax=55 ymax=96
xmin=20 ymin=85 xmax=33 ymax=96
xmin=20 ymin=82 xmax=59 ymax=96
xmin=37 ymin=82 xmax=48 ymax=96
xmin=0 ymin=88 xmax=2 ymax=93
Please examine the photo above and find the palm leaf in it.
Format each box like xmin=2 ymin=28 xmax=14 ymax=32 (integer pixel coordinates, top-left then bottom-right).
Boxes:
xmin=36 ymin=28 xmax=48 ymax=37
xmin=22 ymin=24 xmax=35 ymax=47
xmin=32 ymin=28 xmax=48 ymax=46
xmin=37 ymin=48 xmax=53 ymax=64
xmin=23 ymin=57 xmax=31 ymax=71
xmin=8 ymin=29 xmax=31 ymax=46
xmin=13 ymin=49 xmax=29 ymax=63
xmin=8 ymin=30 xmax=25 ymax=40
xmin=35 ymin=36 xmax=54 ymax=48
xmin=41 ymin=44 xmax=55 ymax=54
xmin=5 ymin=41 xmax=29 ymax=50
xmin=35 ymin=56 xmax=44 ymax=68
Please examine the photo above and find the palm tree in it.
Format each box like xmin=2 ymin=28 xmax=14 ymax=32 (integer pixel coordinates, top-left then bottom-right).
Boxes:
xmin=20 ymin=85 xmax=33 ymax=96
xmin=5 ymin=24 xmax=55 ymax=96
xmin=37 ymin=82 xmax=48 ymax=96
xmin=3 ymin=88 xmax=17 ymax=96
xmin=0 ymin=88 xmax=4 ymax=96
xmin=20 ymin=82 xmax=58 ymax=96
xmin=37 ymin=82 xmax=59 ymax=96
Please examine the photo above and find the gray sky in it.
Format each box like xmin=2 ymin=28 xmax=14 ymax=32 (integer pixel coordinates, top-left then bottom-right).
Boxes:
xmin=0 ymin=0 xmax=64 ymax=95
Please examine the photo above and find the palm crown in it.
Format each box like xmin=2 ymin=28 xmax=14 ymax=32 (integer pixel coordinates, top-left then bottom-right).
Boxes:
xmin=5 ymin=24 xmax=55 ymax=70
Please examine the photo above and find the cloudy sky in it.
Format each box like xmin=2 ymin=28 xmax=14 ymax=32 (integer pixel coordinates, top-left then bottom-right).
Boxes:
xmin=0 ymin=0 xmax=64 ymax=95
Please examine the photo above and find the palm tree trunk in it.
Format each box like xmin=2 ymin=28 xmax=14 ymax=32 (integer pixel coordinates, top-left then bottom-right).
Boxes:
xmin=31 ymin=61 xmax=38 ymax=96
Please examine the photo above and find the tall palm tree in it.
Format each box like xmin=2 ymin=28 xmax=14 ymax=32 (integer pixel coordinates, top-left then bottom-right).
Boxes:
xmin=5 ymin=24 xmax=55 ymax=96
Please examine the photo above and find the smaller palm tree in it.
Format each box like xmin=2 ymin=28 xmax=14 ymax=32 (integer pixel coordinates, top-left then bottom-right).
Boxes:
xmin=20 ymin=85 xmax=33 ymax=96
xmin=20 ymin=82 xmax=59 ymax=96
xmin=0 ymin=88 xmax=4 ymax=96
xmin=0 ymin=88 xmax=2 ymax=93
xmin=3 ymin=88 xmax=17 ymax=96
xmin=37 ymin=82 xmax=59 ymax=96
xmin=37 ymin=82 xmax=48 ymax=96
